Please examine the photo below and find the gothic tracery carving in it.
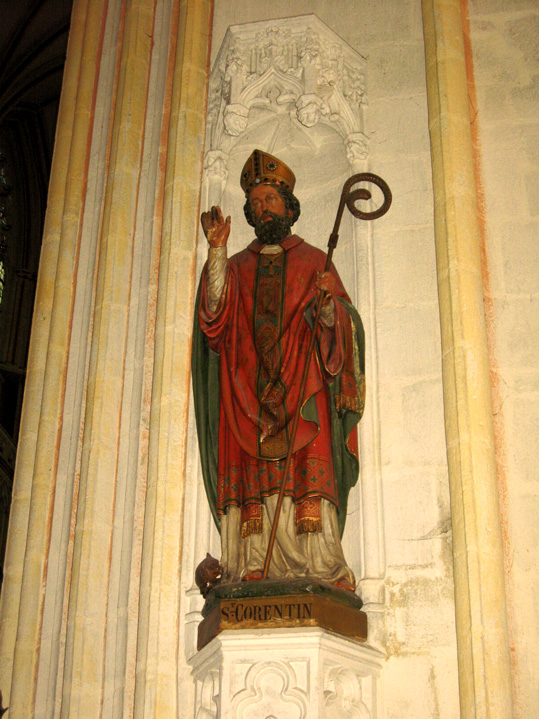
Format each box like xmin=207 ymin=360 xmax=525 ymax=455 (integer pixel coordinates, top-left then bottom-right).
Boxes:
xmin=207 ymin=16 xmax=368 ymax=152
xmin=324 ymin=666 xmax=372 ymax=719
xmin=232 ymin=660 xmax=308 ymax=719
xmin=195 ymin=669 xmax=220 ymax=719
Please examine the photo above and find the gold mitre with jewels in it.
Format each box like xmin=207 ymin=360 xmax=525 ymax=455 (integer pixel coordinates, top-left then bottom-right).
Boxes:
xmin=240 ymin=149 xmax=296 ymax=195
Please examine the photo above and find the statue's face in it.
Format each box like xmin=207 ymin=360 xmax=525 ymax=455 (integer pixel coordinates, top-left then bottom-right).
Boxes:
xmin=249 ymin=184 xmax=293 ymax=245
xmin=249 ymin=184 xmax=288 ymax=223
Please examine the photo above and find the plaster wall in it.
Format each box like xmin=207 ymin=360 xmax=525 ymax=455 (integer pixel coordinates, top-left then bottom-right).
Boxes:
xmin=468 ymin=2 xmax=539 ymax=716
xmin=179 ymin=2 xmax=460 ymax=717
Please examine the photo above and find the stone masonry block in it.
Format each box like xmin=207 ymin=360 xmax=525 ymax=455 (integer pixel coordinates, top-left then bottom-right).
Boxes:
xmin=471 ymin=13 xmax=539 ymax=102
xmin=482 ymin=145 xmax=528 ymax=221
xmin=401 ymin=380 xmax=446 ymax=466
xmin=374 ymin=227 xmax=437 ymax=308
xmin=493 ymin=296 xmax=539 ymax=368
xmin=476 ymin=83 xmax=511 ymax=124
xmin=376 ymin=304 xmax=442 ymax=379
xmin=506 ymin=394 xmax=539 ymax=489
xmin=343 ymin=0 xmax=419 ymax=45
xmin=385 ymin=574 xmax=457 ymax=653
xmin=378 ymin=381 xmax=405 ymax=468
xmin=383 ymin=470 xmax=450 ymax=569
xmin=369 ymin=95 xmax=430 ymax=159
xmin=508 ymin=78 xmax=539 ymax=122
xmin=381 ymin=655 xmax=444 ymax=719
xmin=471 ymin=0 xmax=538 ymax=13
xmin=476 ymin=73 xmax=539 ymax=127
xmin=428 ymin=648 xmax=460 ymax=719
xmin=523 ymin=124 xmax=539 ymax=164
xmin=507 ymin=492 xmax=539 ymax=573
xmin=495 ymin=220 xmax=539 ymax=294
xmin=507 ymin=566 xmax=539 ymax=717
xmin=525 ymin=171 xmax=539 ymax=217
xmin=367 ymin=153 xmax=434 ymax=231
xmin=470 ymin=31 xmax=516 ymax=87
xmin=505 ymin=15 xmax=539 ymax=75
xmin=368 ymin=40 xmax=427 ymax=99
xmin=211 ymin=0 xmax=419 ymax=66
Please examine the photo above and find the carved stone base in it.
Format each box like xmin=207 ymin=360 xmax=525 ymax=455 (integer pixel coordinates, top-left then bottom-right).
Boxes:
xmin=197 ymin=579 xmax=367 ymax=651
xmin=190 ymin=627 xmax=384 ymax=719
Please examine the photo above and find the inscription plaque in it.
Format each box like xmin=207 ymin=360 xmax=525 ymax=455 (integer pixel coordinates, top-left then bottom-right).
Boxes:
xmin=197 ymin=579 xmax=368 ymax=650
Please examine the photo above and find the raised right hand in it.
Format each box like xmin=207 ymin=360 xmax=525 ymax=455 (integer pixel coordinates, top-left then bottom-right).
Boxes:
xmin=201 ymin=205 xmax=231 ymax=248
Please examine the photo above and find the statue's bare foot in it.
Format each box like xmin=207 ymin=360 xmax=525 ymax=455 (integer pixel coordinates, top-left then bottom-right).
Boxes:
xmin=242 ymin=570 xmax=263 ymax=581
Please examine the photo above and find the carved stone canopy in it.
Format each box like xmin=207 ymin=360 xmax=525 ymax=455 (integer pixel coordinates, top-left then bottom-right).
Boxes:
xmin=207 ymin=15 xmax=368 ymax=155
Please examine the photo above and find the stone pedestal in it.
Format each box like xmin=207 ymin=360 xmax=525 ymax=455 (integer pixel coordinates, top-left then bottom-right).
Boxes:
xmin=190 ymin=627 xmax=384 ymax=718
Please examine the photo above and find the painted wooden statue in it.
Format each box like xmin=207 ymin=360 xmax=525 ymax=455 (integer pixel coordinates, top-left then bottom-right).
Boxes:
xmin=192 ymin=150 xmax=365 ymax=591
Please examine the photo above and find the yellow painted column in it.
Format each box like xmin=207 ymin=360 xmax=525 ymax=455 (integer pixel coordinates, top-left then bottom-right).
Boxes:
xmin=0 ymin=0 xmax=107 ymax=709
xmin=57 ymin=0 xmax=159 ymax=716
xmin=134 ymin=0 xmax=213 ymax=716
xmin=421 ymin=1 xmax=513 ymax=717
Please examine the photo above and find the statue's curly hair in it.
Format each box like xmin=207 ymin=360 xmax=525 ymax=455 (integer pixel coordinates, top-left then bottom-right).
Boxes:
xmin=243 ymin=185 xmax=301 ymax=228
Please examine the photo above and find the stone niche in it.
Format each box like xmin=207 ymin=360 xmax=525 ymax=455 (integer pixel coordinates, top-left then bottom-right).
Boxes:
xmin=182 ymin=14 xmax=389 ymax=716
xmin=186 ymin=10 xmax=386 ymax=617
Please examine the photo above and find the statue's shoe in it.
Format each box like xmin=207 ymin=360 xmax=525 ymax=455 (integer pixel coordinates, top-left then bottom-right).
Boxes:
xmin=242 ymin=570 xmax=263 ymax=581
xmin=333 ymin=577 xmax=356 ymax=592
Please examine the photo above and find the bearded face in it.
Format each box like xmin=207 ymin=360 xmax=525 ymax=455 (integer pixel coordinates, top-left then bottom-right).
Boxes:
xmin=248 ymin=184 xmax=294 ymax=245
xmin=254 ymin=211 xmax=293 ymax=245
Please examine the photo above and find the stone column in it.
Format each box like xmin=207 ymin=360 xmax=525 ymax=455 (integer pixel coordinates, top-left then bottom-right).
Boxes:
xmin=0 ymin=0 xmax=108 ymax=713
xmin=134 ymin=0 xmax=213 ymax=717
xmin=0 ymin=0 xmax=213 ymax=717
xmin=344 ymin=135 xmax=387 ymax=615
xmin=57 ymin=0 xmax=161 ymax=715
xmin=421 ymin=1 xmax=513 ymax=716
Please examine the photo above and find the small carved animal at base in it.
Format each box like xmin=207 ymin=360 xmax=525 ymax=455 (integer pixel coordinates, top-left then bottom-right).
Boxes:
xmin=195 ymin=553 xmax=223 ymax=598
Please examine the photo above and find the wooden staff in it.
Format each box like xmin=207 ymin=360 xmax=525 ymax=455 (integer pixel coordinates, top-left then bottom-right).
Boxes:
xmin=262 ymin=173 xmax=392 ymax=580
